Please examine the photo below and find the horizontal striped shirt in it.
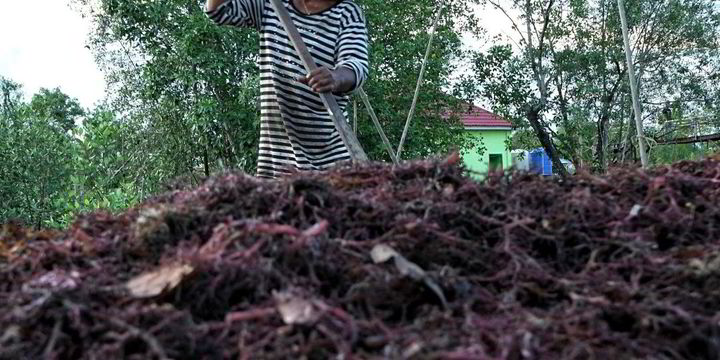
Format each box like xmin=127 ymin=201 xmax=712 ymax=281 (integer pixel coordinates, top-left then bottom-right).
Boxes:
xmin=205 ymin=0 xmax=370 ymax=179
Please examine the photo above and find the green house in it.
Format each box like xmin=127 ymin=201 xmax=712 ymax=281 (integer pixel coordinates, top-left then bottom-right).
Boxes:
xmin=455 ymin=105 xmax=513 ymax=176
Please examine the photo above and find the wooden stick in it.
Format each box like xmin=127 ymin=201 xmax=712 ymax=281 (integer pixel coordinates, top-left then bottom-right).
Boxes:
xmin=357 ymin=88 xmax=399 ymax=165
xmin=396 ymin=5 xmax=444 ymax=160
xmin=353 ymin=100 xmax=358 ymax=133
xmin=225 ymin=307 xmax=277 ymax=323
xmin=268 ymin=0 xmax=368 ymax=162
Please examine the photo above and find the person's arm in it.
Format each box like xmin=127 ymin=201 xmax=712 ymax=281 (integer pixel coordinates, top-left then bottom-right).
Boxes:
xmin=332 ymin=9 xmax=370 ymax=94
xmin=205 ymin=0 xmax=265 ymax=30
xmin=206 ymin=0 xmax=228 ymax=12
xmin=299 ymin=8 xmax=370 ymax=94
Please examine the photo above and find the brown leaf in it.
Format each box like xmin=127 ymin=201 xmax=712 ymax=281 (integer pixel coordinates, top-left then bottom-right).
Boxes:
xmin=371 ymin=244 xmax=398 ymax=263
xmin=402 ymin=341 xmax=424 ymax=358
xmin=126 ymin=264 xmax=194 ymax=299
xmin=0 ymin=325 xmax=21 ymax=345
xmin=274 ymin=291 xmax=321 ymax=325
xmin=394 ymin=255 xmax=427 ymax=281
xmin=370 ymin=244 xmax=448 ymax=309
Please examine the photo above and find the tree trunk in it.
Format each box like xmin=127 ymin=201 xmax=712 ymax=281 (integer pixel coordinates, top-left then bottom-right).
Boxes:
xmin=614 ymin=95 xmax=626 ymax=165
xmin=203 ymin=140 xmax=210 ymax=178
xmin=621 ymin=107 xmax=633 ymax=164
xmin=595 ymin=95 xmax=615 ymax=173
xmin=595 ymin=115 xmax=609 ymax=172
xmin=594 ymin=71 xmax=623 ymax=172
xmin=553 ymin=73 xmax=583 ymax=172
xmin=621 ymin=107 xmax=641 ymax=165
xmin=526 ymin=106 xmax=569 ymax=178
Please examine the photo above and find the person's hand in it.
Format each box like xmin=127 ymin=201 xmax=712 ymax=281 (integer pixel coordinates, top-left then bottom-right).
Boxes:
xmin=297 ymin=67 xmax=337 ymax=93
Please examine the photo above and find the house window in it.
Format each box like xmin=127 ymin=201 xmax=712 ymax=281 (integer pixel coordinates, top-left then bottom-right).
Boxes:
xmin=489 ymin=154 xmax=503 ymax=173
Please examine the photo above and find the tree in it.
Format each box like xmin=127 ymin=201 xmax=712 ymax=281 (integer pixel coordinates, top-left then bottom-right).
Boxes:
xmin=576 ymin=0 xmax=720 ymax=170
xmin=73 ymin=0 xmax=485 ymax=180
xmin=0 ymin=78 xmax=76 ymax=227
xmin=74 ymin=0 xmax=261 ymax=184
xmin=1 ymin=77 xmax=23 ymax=118
xmin=463 ymin=0 xmax=720 ymax=174
xmin=0 ymin=76 xmax=145 ymax=227
xmin=29 ymin=88 xmax=85 ymax=132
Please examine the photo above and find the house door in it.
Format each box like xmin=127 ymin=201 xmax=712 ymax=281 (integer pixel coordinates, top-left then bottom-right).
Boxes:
xmin=489 ymin=154 xmax=503 ymax=173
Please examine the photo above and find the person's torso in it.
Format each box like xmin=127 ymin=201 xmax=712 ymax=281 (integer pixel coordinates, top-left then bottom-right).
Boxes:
xmin=257 ymin=0 xmax=354 ymax=112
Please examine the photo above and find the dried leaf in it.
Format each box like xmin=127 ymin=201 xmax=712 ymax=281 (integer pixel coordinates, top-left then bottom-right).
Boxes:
xmin=689 ymin=254 xmax=720 ymax=276
xmin=126 ymin=264 xmax=194 ymax=299
xmin=422 ymin=278 xmax=449 ymax=309
xmin=0 ymin=325 xmax=20 ymax=345
xmin=541 ymin=219 xmax=551 ymax=229
xmin=521 ymin=331 xmax=535 ymax=358
xmin=630 ymin=204 xmax=643 ymax=217
xmin=132 ymin=206 xmax=171 ymax=243
xmin=402 ymin=341 xmax=424 ymax=358
xmin=274 ymin=291 xmax=320 ymax=325
xmin=371 ymin=244 xmax=448 ymax=309
xmin=371 ymin=244 xmax=398 ymax=263
xmin=394 ymin=255 xmax=427 ymax=280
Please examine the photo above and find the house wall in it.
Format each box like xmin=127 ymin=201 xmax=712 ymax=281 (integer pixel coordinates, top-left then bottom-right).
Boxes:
xmin=462 ymin=130 xmax=511 ymax=177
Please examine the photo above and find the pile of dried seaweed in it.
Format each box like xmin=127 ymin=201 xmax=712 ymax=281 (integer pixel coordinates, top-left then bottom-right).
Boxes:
xmin=2 ymin=154 xmax=720 ymax=359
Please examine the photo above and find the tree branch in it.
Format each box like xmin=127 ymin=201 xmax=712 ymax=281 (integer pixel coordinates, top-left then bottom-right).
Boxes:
xmin=536 ymin=0 xmax=556 ymax=59
xmin=487 ymin=0 xmax=529 ymax=46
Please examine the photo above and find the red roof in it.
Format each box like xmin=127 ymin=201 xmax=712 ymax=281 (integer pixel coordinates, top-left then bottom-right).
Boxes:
xmin=453 ymin=104 xmax=512 ymax=128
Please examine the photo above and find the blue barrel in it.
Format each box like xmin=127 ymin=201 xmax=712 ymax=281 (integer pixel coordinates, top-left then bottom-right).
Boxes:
xmin=529 ymin=148 xmax=553 ymax=176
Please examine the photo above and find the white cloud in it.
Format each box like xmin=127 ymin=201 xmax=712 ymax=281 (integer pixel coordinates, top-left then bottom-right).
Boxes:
xmin=0 ymin=0 xmax=105 ymax=108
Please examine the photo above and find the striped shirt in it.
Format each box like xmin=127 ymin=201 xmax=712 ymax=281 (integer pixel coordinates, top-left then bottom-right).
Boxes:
xmin=205 ymin=0 xmax=370 ymax=179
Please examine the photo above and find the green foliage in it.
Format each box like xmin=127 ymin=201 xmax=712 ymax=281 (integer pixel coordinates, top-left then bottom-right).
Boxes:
xmin=465 ymin=0 xmax=720 ymax=173
xmin=511 ymin=128 xmax=541 ymax=150
xmin=465 ymin=44 xmax=532 ymax=124
xmin=650 ymin=143 xmax=717 ymax=166
xmin=463 ymin=135 xmax=488 ymax=159
xmin=74 ymin=0 xmax=261 ymax=180
xmin=29 ymin=88 xmax=85 ymax=132
xmin=0 ymin=109 xmax=74 ymax=227
xmin=0 ymin=77 xmax=142 ymax=228
xmin=354 ymin=0 xmax=484 ymax=161
xmin=1 ymin=80 xmax=70 ymax=226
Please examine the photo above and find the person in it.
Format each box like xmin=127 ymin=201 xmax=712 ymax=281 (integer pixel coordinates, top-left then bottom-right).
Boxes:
xmin=205 ymin=0 xmax=370 ymax=179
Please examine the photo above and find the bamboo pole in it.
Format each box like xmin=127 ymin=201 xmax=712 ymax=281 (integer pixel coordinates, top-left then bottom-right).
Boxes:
xmin=617 ymin=0 xmax=649 ymax=168
xmin=396 ymin=4 xmax=444 ymax=160
xmin=353 ymin=100 xmax=358 ymax=133
xmin=357 ymin=88 xmax=399 ymax=165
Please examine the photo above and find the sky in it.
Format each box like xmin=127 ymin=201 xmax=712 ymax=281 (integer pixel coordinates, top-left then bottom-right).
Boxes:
xmin=0 ymin=0 xmax=516 ymax=109
xmin=0 ymin=0 xmax=106 ymax=108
